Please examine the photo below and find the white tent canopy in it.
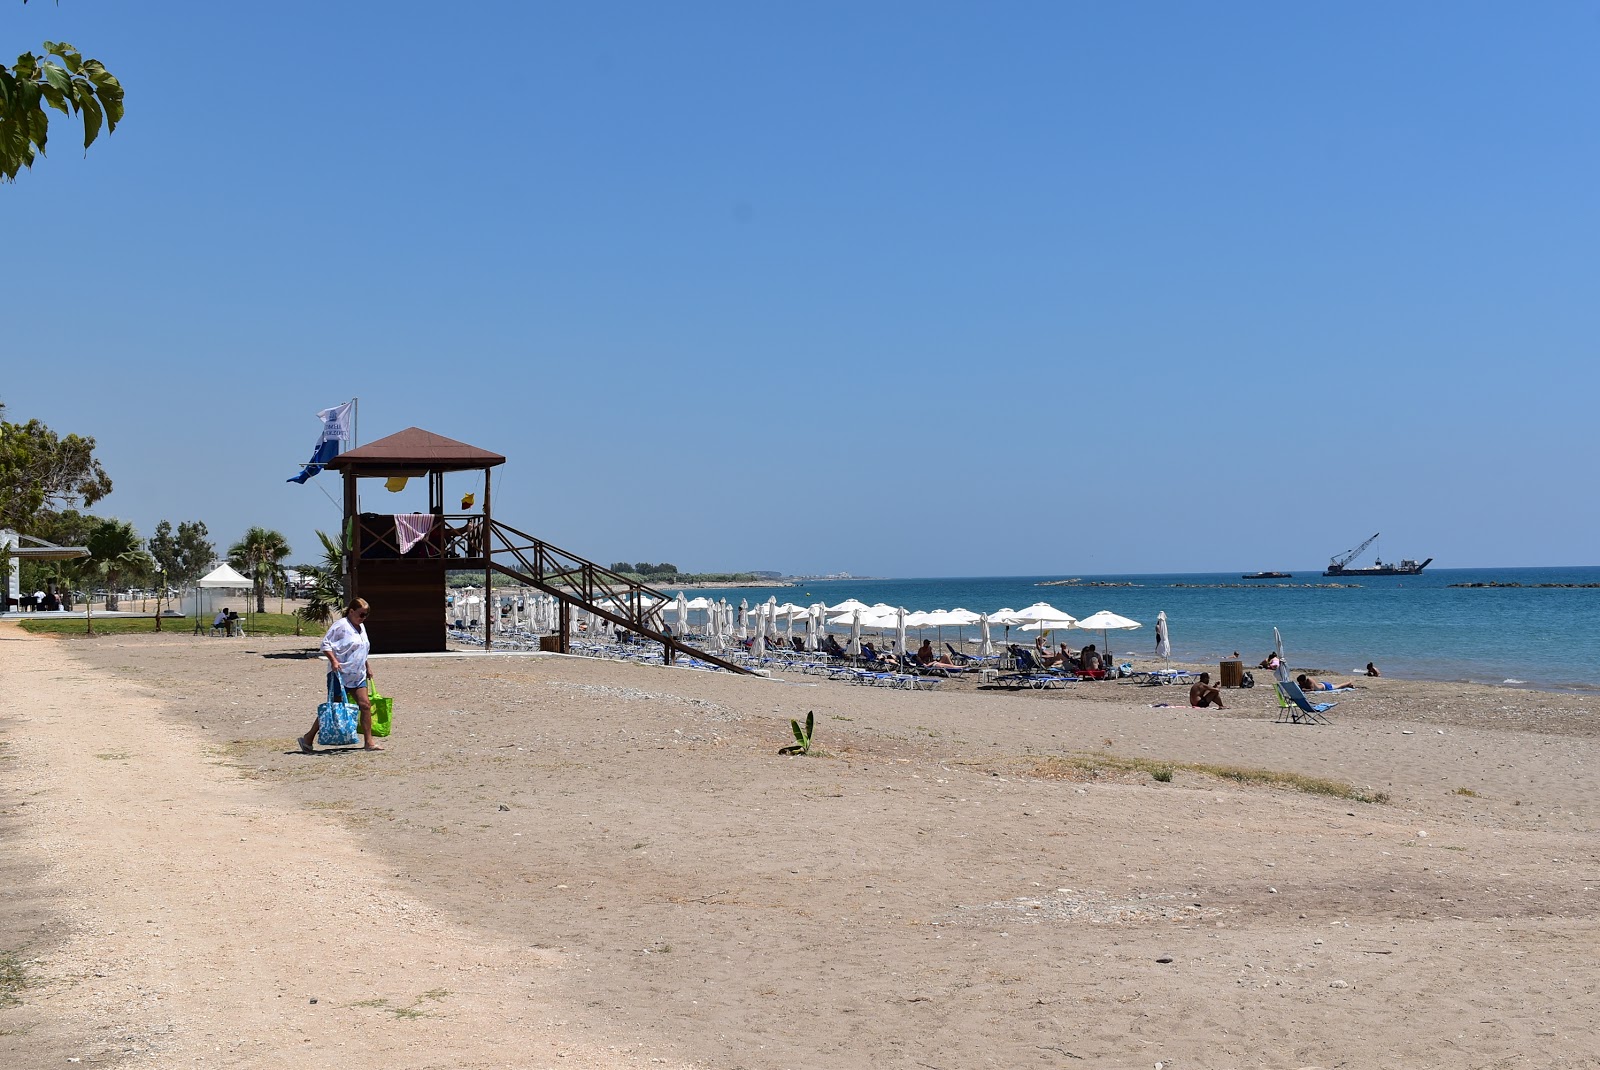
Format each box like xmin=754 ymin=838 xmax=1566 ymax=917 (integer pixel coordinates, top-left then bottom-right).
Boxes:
xmin=197 ymin=563 xmax=252 ymax=588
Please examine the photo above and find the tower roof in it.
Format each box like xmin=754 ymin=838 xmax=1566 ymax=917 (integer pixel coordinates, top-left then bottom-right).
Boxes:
xmin=325 ymin=427 xmax=505 ymax=474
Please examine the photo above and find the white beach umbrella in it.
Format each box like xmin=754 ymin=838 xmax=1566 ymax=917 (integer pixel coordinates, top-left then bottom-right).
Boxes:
xmin=737 ymin=599 xmax=748 ymax=640
xmin=847 ymin=609 xmax=862 ymax=657
xmin=1010 ymin=602 xmax=1075 ymax=626
xmin=1273 ymin=626 xmax=1291 ymax=684
xmin=1155 ymin=611 xmax=1171 ymax=664
xmin=895 ymin=606 xmax=908 ymax=660
xmin=1075 ymin=610 xmax=1142 ymax=660
xmin=808 ymin=603 xmax=824 ymax=650
xmin=675 ymin=592 xmax=689 ymax=636
xmin=766 ymin=596 xmax=779 ymax=639
xmin=827 ymin=598 xmax=871 ymax=614
xmin=976 ymin=613 xmax=994 ymax=657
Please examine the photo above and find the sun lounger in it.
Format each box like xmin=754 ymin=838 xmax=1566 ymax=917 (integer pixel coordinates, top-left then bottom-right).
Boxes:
xmin=1277 ymin=680 xmax=1336 ymax=725
xmin=947 ymin=643 xmax=999 ymax=667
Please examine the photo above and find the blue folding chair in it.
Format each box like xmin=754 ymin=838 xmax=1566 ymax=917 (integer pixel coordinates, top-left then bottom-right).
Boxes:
xmin=1276 ymin=680 xmax=1336 ymax=725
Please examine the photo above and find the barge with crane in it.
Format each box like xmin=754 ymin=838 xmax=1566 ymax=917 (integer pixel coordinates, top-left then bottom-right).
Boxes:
xmin=1323 ymin=533 xmax=1433 ymax=577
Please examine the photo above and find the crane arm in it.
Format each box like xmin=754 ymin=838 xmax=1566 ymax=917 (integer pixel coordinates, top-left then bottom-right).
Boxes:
xmin=1331 ymin=532 xmax=1379 ymax=569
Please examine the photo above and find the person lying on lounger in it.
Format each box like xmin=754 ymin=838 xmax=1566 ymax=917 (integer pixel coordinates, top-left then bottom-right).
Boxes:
xmin=1297 ymin=673 xmax=1357 ymax=692
xmin=1189 ymin=672 xmax=1226 ymax=709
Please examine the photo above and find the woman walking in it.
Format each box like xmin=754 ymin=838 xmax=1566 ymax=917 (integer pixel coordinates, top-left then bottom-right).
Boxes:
xmin=300 ymin=597 xmax=383 ymax=752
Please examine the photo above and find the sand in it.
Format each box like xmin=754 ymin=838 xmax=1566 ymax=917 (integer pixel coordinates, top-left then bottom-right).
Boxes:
xmin=3 ymin=624 xmax=1598 ymax=1069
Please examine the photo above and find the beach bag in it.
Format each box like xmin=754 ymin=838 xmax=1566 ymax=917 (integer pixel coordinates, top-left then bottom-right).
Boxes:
xmin=369 ymin=684 xmax=393 ymax=738
xmin=1240 ymin=671 xmax=1256 ymax=689
xmin=316 ymin=677 xmax=360 ymax=746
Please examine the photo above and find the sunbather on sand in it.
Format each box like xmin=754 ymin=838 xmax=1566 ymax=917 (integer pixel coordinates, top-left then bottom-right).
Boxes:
xmin=1366 ymin=662 xmax=1381 ymax=677
xmin=1298 ymin=673 xmax=1357 ymax=692
xmin=1189 ymin=672 xmax=1226 ymax=709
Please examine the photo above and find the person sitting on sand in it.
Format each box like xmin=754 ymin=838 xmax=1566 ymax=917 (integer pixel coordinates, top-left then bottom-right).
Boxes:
xmin=1297 ymin=673 xmax=1357 ymax=692
xmin=1189 ymin=671 xmax=1226 ymax=709
xmin=1258 ymin=652 xmax=1280 ymax=670
xmin=1366 ymin=662 xmax=1381 ymax=677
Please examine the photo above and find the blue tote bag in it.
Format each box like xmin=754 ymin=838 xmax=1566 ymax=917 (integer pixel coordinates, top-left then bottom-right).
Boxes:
xmin=316 ymin=676 xmax=360 ymax=746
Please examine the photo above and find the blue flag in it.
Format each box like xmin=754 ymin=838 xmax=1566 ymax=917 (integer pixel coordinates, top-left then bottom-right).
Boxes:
xmin=287 ymin=402 xmax=353 ymax=484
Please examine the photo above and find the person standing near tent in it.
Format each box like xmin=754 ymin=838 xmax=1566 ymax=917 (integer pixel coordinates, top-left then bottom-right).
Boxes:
xmin=300 ymin=597 xmax=383 ymax=753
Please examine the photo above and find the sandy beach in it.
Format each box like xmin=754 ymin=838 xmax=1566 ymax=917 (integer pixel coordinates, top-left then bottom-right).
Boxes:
xmin=3 ymin=624 xmax=1598 ymax=1069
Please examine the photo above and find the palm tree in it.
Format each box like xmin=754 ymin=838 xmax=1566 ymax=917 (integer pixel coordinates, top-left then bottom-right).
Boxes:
xmin=85 ymin=518 xmax=150 ymax=612
xmin=229 ymin=527 xmax=292 ymax=613
xmin=294 ymin=529 xmax=347 ymax=632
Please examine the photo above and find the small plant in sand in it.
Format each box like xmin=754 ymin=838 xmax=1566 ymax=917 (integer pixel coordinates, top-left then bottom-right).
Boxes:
xmin=779 ymin=710 xmax=815 ymax=756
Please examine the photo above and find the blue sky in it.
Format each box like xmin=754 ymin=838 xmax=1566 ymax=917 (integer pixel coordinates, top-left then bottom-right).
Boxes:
xmin=5 ymin=1 xmax=1597 ymax=575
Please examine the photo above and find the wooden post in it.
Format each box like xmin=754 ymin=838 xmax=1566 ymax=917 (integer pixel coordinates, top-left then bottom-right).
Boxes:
xmin=482 ymin=465 xmax=492 ymax=652
xmin=343 ymin=469 xmax=359 ymax=603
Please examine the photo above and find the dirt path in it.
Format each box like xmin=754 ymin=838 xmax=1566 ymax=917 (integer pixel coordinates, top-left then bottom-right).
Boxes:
xmin=0 ymin=627 xmax=678 ymax=1069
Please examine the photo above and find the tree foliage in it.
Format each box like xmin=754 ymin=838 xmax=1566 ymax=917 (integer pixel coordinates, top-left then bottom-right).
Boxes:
xmin=228 ymin=526 xmax=292 ymax=613
xmin=0 ymin=402 xmax=113 ymax=533
xmin=148 ymin=519 xmax=215 ymax=588
xmin=1 ymin=3 xmax=124 ymax=182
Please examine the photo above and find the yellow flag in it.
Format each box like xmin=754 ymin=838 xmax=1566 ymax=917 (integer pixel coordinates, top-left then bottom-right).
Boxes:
xmin=385 ymin=476 xmax=409 ymax=492
xmin=460 ymin=492 xmax=475 ymax=509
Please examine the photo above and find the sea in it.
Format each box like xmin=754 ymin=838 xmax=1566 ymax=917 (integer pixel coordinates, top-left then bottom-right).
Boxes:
xmin=683 ymin=566 xmax=1600 ymax=693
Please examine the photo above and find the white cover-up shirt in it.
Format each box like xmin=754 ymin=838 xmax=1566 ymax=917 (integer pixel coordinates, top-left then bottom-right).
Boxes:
xmin=321 ymin=616 xmax=371 ymax=688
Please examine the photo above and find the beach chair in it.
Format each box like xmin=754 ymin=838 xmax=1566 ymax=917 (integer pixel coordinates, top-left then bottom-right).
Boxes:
xmin=1276 ymin=680 xmax=1336 ymax=725
xmin=994 ymin=648 xmax=1078 ymax=688
xmin=947 ymin=643 xmax=999 ymax=668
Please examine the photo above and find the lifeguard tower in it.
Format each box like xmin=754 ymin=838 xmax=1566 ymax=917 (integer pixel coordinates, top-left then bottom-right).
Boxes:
xmin=326 ymin=427 xmax=747 ymax=672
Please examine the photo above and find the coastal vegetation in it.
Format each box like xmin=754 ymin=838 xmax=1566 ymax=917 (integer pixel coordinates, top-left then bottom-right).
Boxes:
xmin=1027 ymin=751 xmax=1389 ymax=804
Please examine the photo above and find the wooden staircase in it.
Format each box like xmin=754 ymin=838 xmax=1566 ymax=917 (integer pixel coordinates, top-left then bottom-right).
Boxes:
xmin=481 ymin=520 xmax=752 ymax=675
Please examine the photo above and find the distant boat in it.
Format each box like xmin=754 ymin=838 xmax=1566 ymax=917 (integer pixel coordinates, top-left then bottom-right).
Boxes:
xmin=1325 ymin=558 xmax=1432 ymax=577
xmin=1241 ymin=571 xmax=1293 ymax=579
xmin=1324 ymin=532 xmax=1433 ymax=577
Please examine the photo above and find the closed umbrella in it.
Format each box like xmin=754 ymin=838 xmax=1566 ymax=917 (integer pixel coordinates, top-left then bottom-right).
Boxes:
xmin=847 ymin=609 xmax=862 ymax=657
xmin=1155 ymin=610 xmax=1171 ymax=666
xmin=895 ymin=606 xmax=907 ymax=662
xmin=976 ymin=613 xmax=994 ymax=657
xmin=675 ymin=592 xmax=689 ymax=637
xmin=737 ymin=599 xmax=748 ymax=640
xmin=1273 ymin=626 xmax=1290 ymax=684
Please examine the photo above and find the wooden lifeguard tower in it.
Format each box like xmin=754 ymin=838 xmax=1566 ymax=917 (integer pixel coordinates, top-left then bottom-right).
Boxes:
xmin=327 ymin=426 xmax=749 ymax=672
xmin=327 ymin=427 xmax=503 ymax=654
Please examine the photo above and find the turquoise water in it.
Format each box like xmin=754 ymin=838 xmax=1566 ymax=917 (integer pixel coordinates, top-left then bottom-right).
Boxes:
xmin=684 ymin=566 xmax=1600 ymax=692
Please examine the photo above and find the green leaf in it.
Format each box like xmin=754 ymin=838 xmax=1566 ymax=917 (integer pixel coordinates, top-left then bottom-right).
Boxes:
xmin=805 ymin=710 xmax=815 ymax=738
xmin=43 ymin=42 xmax=84 ymax=76
xmin=39 ymin=82 xmax=67 ymax=114
xmin=41 ymin=62 xmax=71 ymax=99
xmin=83 ymin=63 xmax=123 ymax=129
xmin=75 ymin=85 xmax=102 ymax=150
xmin=790 ymin=719 xmax=806 ymax=745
